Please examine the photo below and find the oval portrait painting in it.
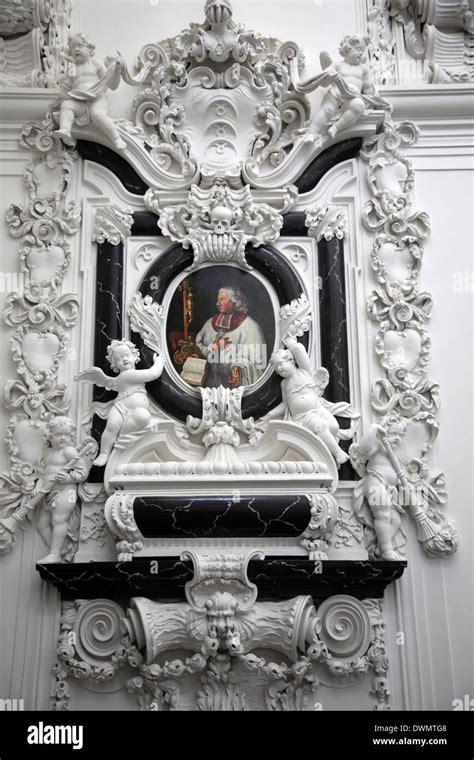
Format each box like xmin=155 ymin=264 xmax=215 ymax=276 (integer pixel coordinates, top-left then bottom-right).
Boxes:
xmin=165 ymin=265 xmax=276 ymax=390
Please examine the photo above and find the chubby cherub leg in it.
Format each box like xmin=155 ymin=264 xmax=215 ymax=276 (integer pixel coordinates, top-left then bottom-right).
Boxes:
xmin=89 ymin=99 xmax=126 ymax=151
xmin=38 ymin=489 xmax=76 ymax=563
xmin=365 ymin=476 xmax=402 ymax=560
xmin=54 ymin=102 xmax=77 ymax=147
xmin=328 ymin=96 xmax=365 ymax=138
xmin=122 ymin=407 xmax=152 ymax=435
xmin=318 ymin=426 xmax=350 ymax=466
xmin=306 ymin=414 xmax=349 ymax=466
xmin=94 ymin=406 xmax=123 ymax=467
xmin=312 ymin=93 xmax=340 ymax=135
xmin=37 ymin=507 xmax=52 ymax=549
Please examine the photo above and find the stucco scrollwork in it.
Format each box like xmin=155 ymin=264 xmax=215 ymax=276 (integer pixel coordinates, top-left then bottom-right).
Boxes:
xmin=146 ymin=179 xmax=286 ymax=271
xmin=1 ymin=114 xmax=82 ymax=558
xmin=349 ymin=116 xmax=459 ymax=560
xmin=305 ymin=203 xmax=347 ymax=243
xmin=104 ymin=493 xmax=144 ymax=562
xmin=93 ymin=206 xmax=134 ymax=246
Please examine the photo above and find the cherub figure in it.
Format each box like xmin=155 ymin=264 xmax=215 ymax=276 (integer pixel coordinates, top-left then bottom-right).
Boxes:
xmin=53 ymin=33 xmax=126 ymax=151
xmin=292 ymin=34 xmax=389 ymax=140
xmin=75 ymin=339 xmax=164 ymax=467
xmin=29 ymin=417 xmax=97 ymax=564
xmin=254 ymin=338 xmax=357 ymax=467
xmin=349 ymin=414 xmax=408 ymax=560
xmin=313 ymin=34 xmax=373 ymax=139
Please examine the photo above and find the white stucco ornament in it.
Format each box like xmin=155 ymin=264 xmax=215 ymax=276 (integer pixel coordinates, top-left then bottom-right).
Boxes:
xmin=146 ymin=178 xmax=289 ymax=271
xmin=290 ymin=33 xmax=391 ymax=140
xmin=252 ymin=338 xmax=359 ymax=468
xmin=51 ymin=33 xmax=126 ymax=150
xmin=75 ymin=339 xmax=165 ymax=467
xmin=350 ymin=414 xmax=458 ymax=560
xmin=0 ymin=417 xmax=97 ymax=562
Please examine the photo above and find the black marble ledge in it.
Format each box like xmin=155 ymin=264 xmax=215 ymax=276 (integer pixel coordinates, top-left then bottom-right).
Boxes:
xmin=37 ymin=559 xmax=406 ymax=602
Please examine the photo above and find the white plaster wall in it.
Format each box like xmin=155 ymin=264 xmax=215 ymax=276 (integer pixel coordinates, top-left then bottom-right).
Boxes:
xmin=409 ymin=160 xmax=474 ymax=708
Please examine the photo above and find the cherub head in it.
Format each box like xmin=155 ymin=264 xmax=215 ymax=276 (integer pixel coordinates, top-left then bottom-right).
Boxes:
xmin=106 ymin=339 xmax=140 ymax=373
xmin=339 ymin=34 xmax=370 ymax=65
xmin=270 ymin=348 xmax=295 ymax=378
xmin=381 ymin=413 xmax=407 ymax=448
xmin=68 ymin=33 xmax=95 ymax=64
xmin=46 ymin=416 xmax=76 ymax=449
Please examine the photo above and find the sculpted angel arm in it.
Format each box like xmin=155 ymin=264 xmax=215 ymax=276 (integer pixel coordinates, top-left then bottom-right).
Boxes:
xmin=260 ymin=400 xmax=288 ymax=423
xmin=285 ymin=337 xmax=312 ymax=374
xmin=55 ymin=452 xmax=89 ymax=483
xmin=125 ymin=352 xmax=164 ymax=383
xmin=290 ymin=50 xmax=338 ymax=94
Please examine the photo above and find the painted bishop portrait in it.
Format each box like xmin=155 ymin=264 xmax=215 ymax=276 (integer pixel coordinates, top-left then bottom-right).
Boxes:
xmin=195 ymin=286 xmax=267 ymax=388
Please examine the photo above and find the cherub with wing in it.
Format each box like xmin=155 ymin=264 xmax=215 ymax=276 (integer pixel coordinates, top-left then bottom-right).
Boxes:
xmin=291 ymin=34 xmax=390 ymax=140
xmin=53 ymin=33 xmax=126 ymax=150
xmin=75 ymin=339 xmax=164 ymax=467
xmin=252 ymin=337 xmax=358 ymax=467
xmin=28 ymin=416 xmax=98 ymax=563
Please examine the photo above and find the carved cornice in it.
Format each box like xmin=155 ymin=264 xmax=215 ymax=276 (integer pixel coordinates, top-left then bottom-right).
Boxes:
xmin=379 ymin=84 xmax=474 ymax=124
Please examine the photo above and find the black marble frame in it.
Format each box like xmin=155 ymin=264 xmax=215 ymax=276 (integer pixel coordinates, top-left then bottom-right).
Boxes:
xmin=81 ymin=138 xmax=361 ymax=478
xmin=135 ymin=237 xmax=307 ymax=421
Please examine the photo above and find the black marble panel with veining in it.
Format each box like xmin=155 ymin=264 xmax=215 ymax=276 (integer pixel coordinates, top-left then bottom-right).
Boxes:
xmin=89 ymin=241 xmax=124 ymax=482
xmin=275 ymin=214 xmax=356 ymax=479
xmin=318 ymin=237 xmax=350 ymax=401
xmin=37 ymin=559 xmax=194 ymax=601
xmin=281 ymin=212 xmax=307 ymax=237
xmin=247 ymin=558 xmax=406 ymax=601
xmin=246 ymin=245 xmax=304 ymax=306
xmin=37 ymin=559 xmax=407 ymax=601
xmin=138 ymin=243 xmax=193 ymax=302
xmin=77 ymin=140 xmax=149 ymax=195
xmin=277 ymin=216 xmax=351 ymax=402
xmin=133 ymin=211 xmax=161 ymax=236
xmin=295 ymin=138 xmax=362 ymax=194
xmin=77 ymin=138 xmax=361 ymax=199
xmin=134 ymin=495 xmax=312 ymax=538
xmin=318 ymin=237 xmax=355 ymax=480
